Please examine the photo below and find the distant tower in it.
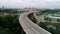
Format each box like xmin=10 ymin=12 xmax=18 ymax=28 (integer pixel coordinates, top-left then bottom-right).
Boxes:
xmin=2 ymin=5 xmax=4 ymax=9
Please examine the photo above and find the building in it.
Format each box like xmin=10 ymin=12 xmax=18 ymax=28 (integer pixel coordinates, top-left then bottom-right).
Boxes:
xmin=21 ymin=7 xmax=40 ymax=12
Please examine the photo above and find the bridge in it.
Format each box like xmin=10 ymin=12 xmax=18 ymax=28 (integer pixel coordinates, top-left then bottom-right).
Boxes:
xmin=19 ymin=12 xmax=51 ymax=34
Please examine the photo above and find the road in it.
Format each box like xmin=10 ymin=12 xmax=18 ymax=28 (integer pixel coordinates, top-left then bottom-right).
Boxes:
xmin=19 ymin=12 xmax=51 ymax=34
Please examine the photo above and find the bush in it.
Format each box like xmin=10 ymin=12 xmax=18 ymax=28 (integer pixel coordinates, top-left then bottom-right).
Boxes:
xmin=28 ymin=13 xmax=36 ymax=23
xmin=39 ymin=22 xmax=60 ymax=34
xmin=0 ymin=13 xmax=26 ymax=34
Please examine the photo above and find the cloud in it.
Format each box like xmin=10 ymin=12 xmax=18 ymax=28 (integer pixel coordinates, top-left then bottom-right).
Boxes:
xmin=0 ymin=0 xmax=60 ymax=8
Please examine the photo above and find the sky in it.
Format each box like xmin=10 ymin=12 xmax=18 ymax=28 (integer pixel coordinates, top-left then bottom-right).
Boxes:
xmin=0 ymin=0 xmax=60 ymax=9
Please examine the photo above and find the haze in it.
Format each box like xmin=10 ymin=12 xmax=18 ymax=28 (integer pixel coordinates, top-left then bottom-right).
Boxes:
xmin=0 ymin=0 xmax=60 ymax=9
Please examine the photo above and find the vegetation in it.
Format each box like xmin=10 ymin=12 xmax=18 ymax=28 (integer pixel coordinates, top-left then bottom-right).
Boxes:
xmin=0 ymin=9 xmax=16 ymax=13
xmin=0 ymin=13 xmax=26 ymax=34
xmin=41 ymin=9 xmax=60 ymax=14
xmin=28 ymin=13 xmax=36 ymax=23
xmin=39 ymin=22 xmax=60 ymax=34
xmin=0 ymin=9 xmax=26 ymax=34
xmin=28 ymin=9 xmax=60 ymax=34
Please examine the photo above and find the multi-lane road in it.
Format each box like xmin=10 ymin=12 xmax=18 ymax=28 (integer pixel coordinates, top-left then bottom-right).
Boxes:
xmin=19 ymin=12 xmax=51 ymax=34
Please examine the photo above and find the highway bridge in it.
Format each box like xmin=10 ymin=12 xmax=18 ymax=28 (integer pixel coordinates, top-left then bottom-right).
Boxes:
xmin=19 ymin=12 xmax=51 ymax=34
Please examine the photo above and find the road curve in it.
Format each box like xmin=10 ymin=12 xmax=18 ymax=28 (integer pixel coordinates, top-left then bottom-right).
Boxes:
xmin=19 ymin=12 xmax=51 ymax=34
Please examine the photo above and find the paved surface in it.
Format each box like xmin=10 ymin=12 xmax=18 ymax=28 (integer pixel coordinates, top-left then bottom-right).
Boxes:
xmin=19 ymin=12 xmax=51 ymax=34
